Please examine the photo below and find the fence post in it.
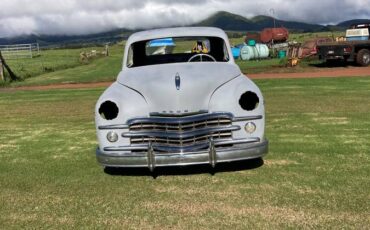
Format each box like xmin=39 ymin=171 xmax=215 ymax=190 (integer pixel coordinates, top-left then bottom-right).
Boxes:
xmin=29 ymin=44 xmax=33 ymax=58
xmin=105 ymin=43 xmax=109 ymax=57
xmin=0 ymin=51 xmax=20 ymax=81
xmin=0 ymin=58 xmax=4 ymax=81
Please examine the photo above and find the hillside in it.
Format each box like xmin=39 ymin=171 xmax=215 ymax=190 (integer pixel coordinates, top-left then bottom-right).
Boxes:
xmin=336 ymin=19 xmax=370 ymax=28
xmin=0 ymin=29 xmax=132 ymax=47
xmin=195 ymin=11 xmax=326 ymax=32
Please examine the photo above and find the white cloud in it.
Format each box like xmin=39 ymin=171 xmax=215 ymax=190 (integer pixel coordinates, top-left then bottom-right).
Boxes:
xmin=0 ymin=0 xmax=369 ymax=37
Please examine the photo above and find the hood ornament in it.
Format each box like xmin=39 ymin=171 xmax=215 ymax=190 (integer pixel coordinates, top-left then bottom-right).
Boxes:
xmin=175 ymin=73 xmax=180 ymax=90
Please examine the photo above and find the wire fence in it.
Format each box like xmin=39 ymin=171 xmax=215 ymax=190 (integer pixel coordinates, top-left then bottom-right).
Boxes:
xmin=0 ymin=43 xmax=40 ymax=59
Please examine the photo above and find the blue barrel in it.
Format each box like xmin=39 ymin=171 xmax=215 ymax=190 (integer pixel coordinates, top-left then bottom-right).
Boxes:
xmin=231 ymin=47 xmax=241 ymax=59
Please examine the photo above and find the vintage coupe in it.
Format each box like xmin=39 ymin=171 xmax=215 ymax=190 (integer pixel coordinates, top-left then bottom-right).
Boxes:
xmin=95 ymin=27 xmax=268 ymax=171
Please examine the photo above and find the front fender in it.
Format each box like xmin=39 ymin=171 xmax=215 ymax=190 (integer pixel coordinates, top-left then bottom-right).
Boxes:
xmin=95 ymin=82 xmax=149 ymax=148
xmin=208 ymin=75 xmax=265 ymax=140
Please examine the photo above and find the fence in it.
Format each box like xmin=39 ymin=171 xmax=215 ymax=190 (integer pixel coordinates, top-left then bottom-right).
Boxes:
xmin=0 ymin=43 xmax=40 ymax=59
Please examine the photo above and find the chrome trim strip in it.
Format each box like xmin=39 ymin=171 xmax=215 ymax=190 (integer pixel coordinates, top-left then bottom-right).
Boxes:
xmin=214 ymin=138 xmax=260 ymax=146
xmin=232 ymin=115 xmax=263 ymax=122
xmin=152 ymin=142 xmax=209 ymax=152
xmin=98 ymin=114 xmax=263 ymax=131
xmin=127 ymin=112 xmax=233 ymax=125
xmin=98 ymin=124 xmax=129 ymax=130
xmin=103 ymin=138 xmax=261 ymax=152
xmin=149 ymin=110 xmax=208 ymax=117
xmin=122 ymin=125 xmax=240 ymax=139
xmin=104 ymin=145 xmax=148 ymax=151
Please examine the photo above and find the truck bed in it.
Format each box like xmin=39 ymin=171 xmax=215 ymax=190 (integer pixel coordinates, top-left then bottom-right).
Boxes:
xmin=318 ymin=40 xmax=370 ymax=47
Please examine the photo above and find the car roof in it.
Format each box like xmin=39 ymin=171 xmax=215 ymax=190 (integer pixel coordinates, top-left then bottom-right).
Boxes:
xmin=127 ymin=27 xmax=229 ymax=44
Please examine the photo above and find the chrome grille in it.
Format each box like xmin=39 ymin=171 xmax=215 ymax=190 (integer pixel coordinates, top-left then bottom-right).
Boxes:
xmin=124 ymin=112 xmax=239 ymax=152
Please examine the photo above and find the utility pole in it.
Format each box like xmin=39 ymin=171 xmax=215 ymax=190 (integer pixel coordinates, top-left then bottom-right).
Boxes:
xmin=269 ymin=8 xmax=276 ymax=57
xmin=270 ymin=8 xmax=276 ymax=28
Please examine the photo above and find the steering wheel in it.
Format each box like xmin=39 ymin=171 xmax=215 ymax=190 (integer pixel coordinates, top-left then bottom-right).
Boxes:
xmin=188 ymin=54 xmax=216 ymax=62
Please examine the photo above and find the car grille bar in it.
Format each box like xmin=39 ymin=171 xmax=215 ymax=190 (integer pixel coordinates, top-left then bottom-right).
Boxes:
xmin=124 ymin=112 xmax=238 ymax=152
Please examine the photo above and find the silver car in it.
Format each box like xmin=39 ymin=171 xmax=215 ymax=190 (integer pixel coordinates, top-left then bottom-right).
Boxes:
xmin=95 ymin=27 xmax=268 ymax=171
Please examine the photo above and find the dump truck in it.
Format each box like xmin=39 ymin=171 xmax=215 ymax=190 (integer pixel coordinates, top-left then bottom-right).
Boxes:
xmin=317 ymin=24 xmax=370 ymax=66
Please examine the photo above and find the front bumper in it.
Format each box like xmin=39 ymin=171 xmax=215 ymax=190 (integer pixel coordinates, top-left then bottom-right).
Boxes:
xmin=96 ymin=139 xmax=268 ymax=171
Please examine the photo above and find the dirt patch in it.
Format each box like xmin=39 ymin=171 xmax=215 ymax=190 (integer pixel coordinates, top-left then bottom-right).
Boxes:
xmin=0 ymin=82 xmax=113 ymax=92
xmin=248 ymin=66 xmax=370 ymax=79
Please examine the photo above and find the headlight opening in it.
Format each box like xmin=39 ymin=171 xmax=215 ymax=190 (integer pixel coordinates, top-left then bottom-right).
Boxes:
xmin=99 ymin=101 xmax=119 ymax=120
xmin=239 ymin=91 xmax=259 ymax=111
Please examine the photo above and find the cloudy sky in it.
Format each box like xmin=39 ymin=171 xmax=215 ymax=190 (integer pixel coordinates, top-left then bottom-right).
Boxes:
xmin=0 ymin=0 xmax=369 ymax=37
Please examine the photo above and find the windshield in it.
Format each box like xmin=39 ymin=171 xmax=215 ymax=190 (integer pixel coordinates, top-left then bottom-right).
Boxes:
xmin=126 ymin=36 xmax=230 ymax=68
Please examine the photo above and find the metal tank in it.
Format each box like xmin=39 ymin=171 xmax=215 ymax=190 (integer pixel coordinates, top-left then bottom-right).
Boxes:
xmin=260 ymin=28 xmax=289 ymax=44
xmin=240 ymin=44 xmax=269 ymax=61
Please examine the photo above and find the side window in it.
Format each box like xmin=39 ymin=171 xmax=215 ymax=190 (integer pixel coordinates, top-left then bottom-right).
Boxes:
xmin=223 ymin=42 xmax=230 ymax=61
xmin=127 ymin=46 xmax=134 ymax=67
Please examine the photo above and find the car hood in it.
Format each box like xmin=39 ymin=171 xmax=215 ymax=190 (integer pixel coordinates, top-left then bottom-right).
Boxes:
xmin=117 ymin=63 xmax=241 ymax=114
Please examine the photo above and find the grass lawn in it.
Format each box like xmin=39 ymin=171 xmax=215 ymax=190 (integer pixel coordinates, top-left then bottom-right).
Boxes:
xmin=5 ymin=46 xmax=109 ymax=80
xmin=7 ymin=45 xmax=124 ymax=87
xmin=289 ymin=31 xmax=345 ymax=43
xmin=0 ymin=77 xmax=369 ymax=229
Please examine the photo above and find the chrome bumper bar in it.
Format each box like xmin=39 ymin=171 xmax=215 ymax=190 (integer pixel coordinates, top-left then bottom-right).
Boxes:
xmin=96 ymin=139 xmax=268 ymax=171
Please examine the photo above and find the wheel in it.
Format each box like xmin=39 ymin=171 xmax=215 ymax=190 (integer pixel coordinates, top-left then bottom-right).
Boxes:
xmin=188 ymin=54 xmax=216 ymax=62
xmin=356 ymin=49 xmax=370 ymax=67
xmin=104 ymin=166 xmax=120 ymax=175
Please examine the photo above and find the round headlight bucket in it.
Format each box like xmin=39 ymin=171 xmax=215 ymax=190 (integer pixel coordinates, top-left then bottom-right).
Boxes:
xmin=106 ymin=131 xmax=118 ymax=142
xmin=239 ymin=91 xmax=259 ymax=111
xmin=99 ymin=101 xmax=119 ymax=120
xmin=245 ymin=122 xmax=256 ymax=134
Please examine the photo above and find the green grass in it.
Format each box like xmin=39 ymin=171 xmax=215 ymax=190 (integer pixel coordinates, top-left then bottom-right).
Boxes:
xmin=0 ymin=77 xmax=369 ymax=229
xmin=5 ymin=46 xmax=107 ymax=80
xmin=237 ymin=59 xmax=282 ymax=74
xmin=9 ymin=45 xmax=123 ymax=87
xmin=289 ymin=31 xmax=345 ymax=43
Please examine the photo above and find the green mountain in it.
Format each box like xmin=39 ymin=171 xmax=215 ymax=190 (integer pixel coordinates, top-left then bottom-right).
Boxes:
xmin=336 ymin=19 xmax=370 ymax=28
xmin=195 ymin=11 xmax=325 ymax=32
xmin=0 ymin=29 xmax=132 ymax=47
xmin=196 ymin=11 xmax=253 ymax=30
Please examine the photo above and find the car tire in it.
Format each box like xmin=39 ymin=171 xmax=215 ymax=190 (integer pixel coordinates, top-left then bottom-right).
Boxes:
xmin=104 ymin=166 xmax=120 ymax=175
xmin=356 ymin=49 xmax=370 ymax=67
